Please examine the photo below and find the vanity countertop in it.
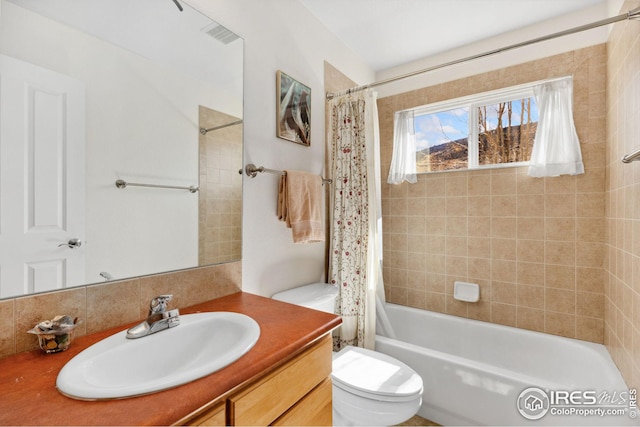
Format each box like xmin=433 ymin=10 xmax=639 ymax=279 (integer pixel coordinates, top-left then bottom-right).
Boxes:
xmin=0 ymin=292 xmax=341 ymax=426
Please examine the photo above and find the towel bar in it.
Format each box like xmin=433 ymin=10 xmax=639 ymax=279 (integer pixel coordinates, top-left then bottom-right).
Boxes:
xmin=115 ymin=179 xmax=199 ymax=193
xmin=244 ymin=163 xmax=332 ymax=184
xmin=622 ymin=147 xmax=640 ymax=163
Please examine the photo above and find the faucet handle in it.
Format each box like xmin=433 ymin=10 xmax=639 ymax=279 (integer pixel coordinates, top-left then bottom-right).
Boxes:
xmin=149 ymin=294 xmax=173 ymax=315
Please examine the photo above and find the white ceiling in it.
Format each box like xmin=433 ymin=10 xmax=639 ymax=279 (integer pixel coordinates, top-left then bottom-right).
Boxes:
xmin=299 ymin=0 xmax=609 ymax=72
xmin=7 ymin=0 xmax=243 ymax=90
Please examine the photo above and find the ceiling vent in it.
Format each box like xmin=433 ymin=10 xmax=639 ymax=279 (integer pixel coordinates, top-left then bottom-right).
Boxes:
xmin=203 ymin=23 xmax=240 ymax=45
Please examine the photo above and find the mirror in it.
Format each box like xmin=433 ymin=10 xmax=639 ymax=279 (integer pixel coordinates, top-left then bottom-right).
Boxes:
xmin=0 ymin=0 xmax=243 ymax=298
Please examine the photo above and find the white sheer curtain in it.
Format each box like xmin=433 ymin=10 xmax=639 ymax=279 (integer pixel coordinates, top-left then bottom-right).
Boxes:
xmin=528 ymin=77 xmax=584 ymax=177
xmin=328 ymin=89 xmax=381 ymax=350
xmin=387 ymin=110 xmax=417 ymax=184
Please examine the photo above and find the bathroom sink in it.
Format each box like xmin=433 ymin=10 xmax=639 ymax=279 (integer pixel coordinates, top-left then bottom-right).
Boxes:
xmin=56 ymin=312 xmax=260 ymax=400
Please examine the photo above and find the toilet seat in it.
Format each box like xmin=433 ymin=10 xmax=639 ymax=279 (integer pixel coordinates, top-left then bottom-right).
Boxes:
xmin=332 ymin=346 xmax=423 ymax=403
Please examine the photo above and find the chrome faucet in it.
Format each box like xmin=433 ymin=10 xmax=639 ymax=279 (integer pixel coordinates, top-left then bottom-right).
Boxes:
xmin=126 ymin=294 xmax=180 ymax=339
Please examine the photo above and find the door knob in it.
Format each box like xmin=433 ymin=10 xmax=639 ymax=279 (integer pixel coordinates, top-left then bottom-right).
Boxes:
xmin=58 ymin=238 xmax=82 ymax=249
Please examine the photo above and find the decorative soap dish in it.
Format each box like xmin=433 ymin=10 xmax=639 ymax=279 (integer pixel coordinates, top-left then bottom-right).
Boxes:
xmin=27 ymin=315 xmax=79 ymax=354
xmin=453 ymin=281 xmax=480 ymax=303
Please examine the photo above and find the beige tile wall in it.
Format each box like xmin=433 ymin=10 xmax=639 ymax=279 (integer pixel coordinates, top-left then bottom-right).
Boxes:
xmin=605 ymin=0 xmax=640 ymax=389
xmin=199 ymin=106 xmax=243 ymax=265
xmin=378 ymin=44 xmax=607 ymax=343
xmin=0 ymin=262 xmax=241 ymax=359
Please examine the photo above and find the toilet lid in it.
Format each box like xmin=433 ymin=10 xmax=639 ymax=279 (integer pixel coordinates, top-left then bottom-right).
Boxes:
xmin=331 ymin=346 xmax=423 ymax=402
xmin=271 ymin=283 xmax=338 ymax=311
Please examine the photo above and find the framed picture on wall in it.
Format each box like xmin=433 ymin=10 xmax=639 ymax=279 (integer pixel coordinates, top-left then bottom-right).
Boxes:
xmin=276 ymin=70 xmax=311 ymax=146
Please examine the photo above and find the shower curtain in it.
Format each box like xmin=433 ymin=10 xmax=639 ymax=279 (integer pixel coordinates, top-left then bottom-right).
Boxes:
xmin=327 ymin=89 xmax=383 ymax=350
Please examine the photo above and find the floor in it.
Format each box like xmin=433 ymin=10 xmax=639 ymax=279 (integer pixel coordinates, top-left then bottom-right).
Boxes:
xmin=398 ymin=415 xmax=440 ymax=426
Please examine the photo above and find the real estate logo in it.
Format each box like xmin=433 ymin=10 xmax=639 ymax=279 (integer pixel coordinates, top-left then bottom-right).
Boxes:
xmin=517 ymin=387 xmax=637 ymax=420
xmin=517 ymin=387 xmax=550 ymax=420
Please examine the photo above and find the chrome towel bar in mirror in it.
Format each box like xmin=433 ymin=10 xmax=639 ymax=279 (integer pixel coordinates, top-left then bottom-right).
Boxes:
xmin=115 ymin=179 xmax=199 ymax=193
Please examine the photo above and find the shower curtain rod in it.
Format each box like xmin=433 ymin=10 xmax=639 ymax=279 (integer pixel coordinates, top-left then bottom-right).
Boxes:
xmin=326 ymin=6 xmax=640 ymax=100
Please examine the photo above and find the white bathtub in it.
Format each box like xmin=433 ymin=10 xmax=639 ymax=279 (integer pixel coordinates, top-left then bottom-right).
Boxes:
xmin=375 ymin=303 xmax=638 ymax=426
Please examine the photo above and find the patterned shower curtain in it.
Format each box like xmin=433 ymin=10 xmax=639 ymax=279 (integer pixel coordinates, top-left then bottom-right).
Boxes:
xmin=328 ymin=89 xmax=381 ymax=350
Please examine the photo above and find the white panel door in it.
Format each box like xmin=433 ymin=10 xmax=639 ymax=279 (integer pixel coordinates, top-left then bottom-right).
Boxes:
xmin=0 ymin=54 xmax=85 ymax=298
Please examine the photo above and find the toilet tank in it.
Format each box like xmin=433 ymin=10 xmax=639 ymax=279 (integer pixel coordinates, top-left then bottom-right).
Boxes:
xmin=271 ymin=283 xmax=338 ymax=313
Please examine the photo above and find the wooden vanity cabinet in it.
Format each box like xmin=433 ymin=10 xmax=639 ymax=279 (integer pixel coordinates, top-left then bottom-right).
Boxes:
xmin=187 ymin=403 xmax=226 ymax=426
xmin=183 ymin=334 xmax=332 ymax=426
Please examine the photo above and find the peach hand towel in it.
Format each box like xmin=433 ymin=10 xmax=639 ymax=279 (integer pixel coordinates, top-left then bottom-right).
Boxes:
xmin=278 ymin=170 xmax=324 ymax=243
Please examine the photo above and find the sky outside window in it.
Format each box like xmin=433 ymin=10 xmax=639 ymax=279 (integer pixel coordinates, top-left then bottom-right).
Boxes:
xmin=415 ymin=108 xmax=469 ymax=151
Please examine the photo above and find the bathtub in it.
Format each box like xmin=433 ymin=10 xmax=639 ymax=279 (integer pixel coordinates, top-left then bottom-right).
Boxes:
xmin=375 ymin=303 xmax=638 ymax=426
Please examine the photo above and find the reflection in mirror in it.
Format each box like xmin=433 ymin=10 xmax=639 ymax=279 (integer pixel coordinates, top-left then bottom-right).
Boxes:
xmin=198 ymin=107 xmax=242 ymax=265
xmin=0 ymin=0 xmax=243 ymax=299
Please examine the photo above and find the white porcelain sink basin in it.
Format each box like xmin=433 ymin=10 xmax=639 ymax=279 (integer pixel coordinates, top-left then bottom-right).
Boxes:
xmin=56 ymin=312 xmax=260 ymax=400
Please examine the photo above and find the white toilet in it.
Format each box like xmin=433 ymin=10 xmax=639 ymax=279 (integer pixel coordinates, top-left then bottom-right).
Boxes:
xmin=272 ymin=283 xmax=423 ymax=426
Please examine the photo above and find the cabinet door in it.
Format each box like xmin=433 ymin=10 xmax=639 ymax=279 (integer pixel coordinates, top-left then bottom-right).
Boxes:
xmin=228 ymin=335 xmax=332 ymax=426
xmin=186 ymin=402 xmax=225 ymax=426
xmin=272 ymin=378 xmax=332 ymax=426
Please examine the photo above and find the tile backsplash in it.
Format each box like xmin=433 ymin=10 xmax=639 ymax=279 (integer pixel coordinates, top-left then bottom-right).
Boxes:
xmin=0 ymin=261 xmax=241 ymax=359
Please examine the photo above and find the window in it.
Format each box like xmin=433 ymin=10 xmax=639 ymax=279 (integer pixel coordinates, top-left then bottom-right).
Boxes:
xmin=412 ymin=83 xmax=540 ymax=173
